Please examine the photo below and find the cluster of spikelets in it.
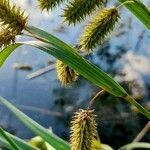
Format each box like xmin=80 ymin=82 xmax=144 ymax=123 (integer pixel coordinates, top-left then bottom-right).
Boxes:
xmin=38 ymin=0 xmax=120 ymax=86
xmin=38 ymin=0 xmax=65 ymax=11
xmin=80 ymin=7 xmax=119 ymax=53
xmin=63 ymin=0 xmax=105 ymax=24
xmin=38 ymin=0 xmax=120 ymax=53
xmin=0 ymin=0 xmax=27 ymax=48
xmin=70 ymin=109 xmax=97 ymax=150
xmin=56 ymin=60 xmax=78 ymax=87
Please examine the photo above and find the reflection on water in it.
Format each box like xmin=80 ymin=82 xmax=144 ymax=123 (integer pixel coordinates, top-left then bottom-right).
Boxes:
xmin=0 ymin=0 xmax=150 ymax=147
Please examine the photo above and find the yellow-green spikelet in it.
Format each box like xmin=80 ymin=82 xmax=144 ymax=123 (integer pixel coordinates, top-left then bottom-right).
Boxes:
xmin=63 ymin=0 xmax=105 ymax=24
xmin=70 ymin=109 xmax=97 ymax=150
xmin=0 ymin=0 xmax=27 ymax=35
xmin=38 ymin=0 xmax=65 ymax=11
xmin=56 ymin=60 xmax=78 ymax=86
xmin=80 ymin=7 xmax=119 ymax=53
xmin=0 ymin=27 xmax=16 ymax=48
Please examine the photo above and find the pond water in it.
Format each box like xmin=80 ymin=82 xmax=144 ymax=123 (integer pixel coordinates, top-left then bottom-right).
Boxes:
xmin=0 ymin=0 xmax=150 ymax=147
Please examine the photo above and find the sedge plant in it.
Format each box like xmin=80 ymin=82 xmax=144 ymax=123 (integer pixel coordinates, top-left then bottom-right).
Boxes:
xmin=0 ymin=0 xmax=150 ymax=150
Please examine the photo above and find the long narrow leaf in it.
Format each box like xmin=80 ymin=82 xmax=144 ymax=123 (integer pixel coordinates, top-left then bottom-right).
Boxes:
xmin=0 ymin=44 xmax=22 ymax=67
xmin=0 ymin=131 xmax=39 ymax=150
xmin=0 ymin=127 xmax=20 ymax=150
xmin=0 ymin=137 xmax=11 ymax=148
xmin=118 ymin=0 xmax=150 ymax=29
xmin=22 ymin=40 xmax=150 ymax=119
xmin=0 ymin=131 xmax=38 ymax=150
xmin=0 ymin=28 xmax=149 ymax=118
xmin=0 ymin=96 xmax=70 ymax=150
xmin=25 ymin=26 xmax=127 ymax=97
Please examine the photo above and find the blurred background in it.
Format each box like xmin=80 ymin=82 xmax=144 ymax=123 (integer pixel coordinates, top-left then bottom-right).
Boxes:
xmin=0 ymin=0 xmax=150 ymax=149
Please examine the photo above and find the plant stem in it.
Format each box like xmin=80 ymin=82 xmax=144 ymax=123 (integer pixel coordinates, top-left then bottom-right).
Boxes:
xmin=87 ymin=90 xmax=105 ymax=109
xmin=132 ymin=121 xmax=150 ymax=142
xmin=123 ymin=95 xmax=150 ymax=120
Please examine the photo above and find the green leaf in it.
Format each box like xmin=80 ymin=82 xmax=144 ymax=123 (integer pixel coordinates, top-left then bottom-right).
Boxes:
xmin=0 ymin=137 xmax=11 ymax=148
xmin=118 ymin=0 xmax=150 ymax=29
xmin=119 ymin=142 xmax=150 ymax=150
xmin=0 ymin=127 xmax=20 ymax=150
xmin=25 ymin=26 xmax=127 ymax=97
xmin=0 ymin=96 xmax=70 ymax=150
xmin=0 ymin=130 xmax=39 ymax=150
xmin=22 ymin=40 xmax=150 ymax=119
xmin=0 ymin=26 xmax=150 ymax=119
xmin=0 ymin=44 xmax=22 ymax=67
xmin=0 ymin=131 xmax=38 ymax=150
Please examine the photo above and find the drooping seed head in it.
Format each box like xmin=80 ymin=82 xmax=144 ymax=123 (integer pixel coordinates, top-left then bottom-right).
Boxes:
xmin=56 ymin=60 xmax=78 ymax=87
xmin=38 ymin=0 xmax=65 ymax=11
xmin=63 ymin=0 xmax=104 ymax=24
xmin=0 ymin=26 xmax=16 ymax=48
xmin=0 ymin=0 xmax=28 ymax=35
xmin=80 ymin=7 xmax=119 ymax=53
xmin=70 ymin=109 xmax=97 ymax=150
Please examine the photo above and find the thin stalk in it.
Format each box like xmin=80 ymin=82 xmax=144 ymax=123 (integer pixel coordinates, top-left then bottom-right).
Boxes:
xmin=87 ymin=90 xmax=105 ymax=109
xmin=132 ymin=121 xmax=150 ymax=142
xmin=0 ymin=127 xmax=20 ymax=150
xmin=119 ymin=142 xmax=150 ymax=150
xmin=123 ymin=95 xmax=150 ymax=120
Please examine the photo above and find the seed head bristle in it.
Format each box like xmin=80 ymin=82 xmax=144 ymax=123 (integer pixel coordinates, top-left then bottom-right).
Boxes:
xmin=63 ymin=0 xmax=105 ymax=24
xmin=38 ymin=0 xmax=65 ymax=11
xmin=70 ymin=109 xmax=97 ymax=150
xmin=0 ymin=0 xmax=28 ymax=35
xmin=0 ymin=26 xmax=16 ymax=48
xmin=56 ymin=60 xmax=78 ymax=87
xmin=80 ymin=7 xmax=119 ymax=53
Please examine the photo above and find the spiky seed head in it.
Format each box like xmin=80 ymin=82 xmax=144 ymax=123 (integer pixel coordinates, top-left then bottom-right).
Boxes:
xmin=56 ymin=60 xmax=78 ymax=87
xmin=70 ymin=109 xmax=97 ymax=150
xmin=63 ymin=0 xmax=105 ymax=24
xmin=38 ymin=0 xmax=65 ymax=11
xmin=0 ymin=0 xmax=28 ymax=35
xmin=0 ymin=26 xmax=16 ymax=48
xmin=80 ymin=7 xmax=119 ymax=53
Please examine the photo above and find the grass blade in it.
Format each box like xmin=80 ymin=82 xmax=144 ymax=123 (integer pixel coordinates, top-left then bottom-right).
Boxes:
xmin=25 ymin=26 xmax=127 ymax=97
xmin=0 ymin=127 xmax=20 ymax=150
xmin=0 ymin=137 xmax=11 ymax=148
xmin=0 ymin=26 xmax=149 ymax=119
xmin=0 ymin=96 xmax=70 ymax=150
xmin=0 ymin=44 xmax=22 ymax=67
xmin=0 ymin=130 xmax=38 ymax=150
xmin=118 ymin=0 xmax=150 ymax=29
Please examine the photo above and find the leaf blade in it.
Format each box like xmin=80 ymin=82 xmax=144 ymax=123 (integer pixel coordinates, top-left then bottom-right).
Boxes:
xmin=25 ymin=26 xmax=127 ymax=97
xmin=0 ymin=44 xmax=22 ymax=67
xmin=0 ymin=96 xmax=70 ymax=150
xmin=118 ymin=0 xmax=150 ymax=29
xmin=0 ymin=130 xmax=38 ymax=150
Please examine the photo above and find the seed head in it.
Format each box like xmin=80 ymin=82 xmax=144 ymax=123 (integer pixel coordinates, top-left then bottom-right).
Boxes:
xmin=0 ymin=0 xmax=28 ymax=35
xmin=0 ymin=26 xmax=16 ymax=48
xmin=70 ymin=109 xmax=97 ymax=150
xmin=56 ymin=60 xmax=78 ymax=87
xmin=38 ymin=0 xmax=65 ymax=11
xmin=80 ymin=7 xmax=119 ymax=53
xmin=63 ymin=0 xmax=104 ymax=24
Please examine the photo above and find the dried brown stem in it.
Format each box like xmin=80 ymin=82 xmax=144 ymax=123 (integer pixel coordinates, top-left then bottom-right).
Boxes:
xmin=87 ymin=90 xmax=105 ymax=110
xmin=132 ymin=121 xmax=150 ymax=142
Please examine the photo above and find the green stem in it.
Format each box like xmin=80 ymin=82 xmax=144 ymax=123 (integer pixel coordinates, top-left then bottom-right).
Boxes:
xmin=123 ymin=95 xmax=150 ymax=120
xmin=0 ymin=127 xmax=20 ymax=150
